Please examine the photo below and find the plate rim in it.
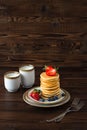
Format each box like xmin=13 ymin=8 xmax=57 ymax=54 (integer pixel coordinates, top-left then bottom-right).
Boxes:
xmin=27 ymin=87 xmax=68 ymax=105
xmin=23 ymin=87 xmax=71 ymax=108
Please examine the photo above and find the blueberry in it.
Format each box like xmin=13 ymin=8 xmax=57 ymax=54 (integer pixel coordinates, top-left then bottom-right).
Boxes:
xmin=48 ymin=97 xmax=53 ymax=101
xmin=48 ymin=98 xmax=51 ymax=101
xmin=48 ymin=96 xmax=58 ymax=101
xmin=54 ymin=96 xmax=58 ymax=100
xmin=52 ymin=96 xmax=56 ymax=101
xmin=62 ymin=93 xmax=65 ymax=97
xmin=39 ymin=98 xmax=45 ymax=102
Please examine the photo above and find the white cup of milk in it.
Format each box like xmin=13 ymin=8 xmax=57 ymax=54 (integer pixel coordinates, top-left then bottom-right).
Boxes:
xmin=4 ymin=71 xmax=21 ymax=92
xmin=19 ymin=64 xmax=35 ymax=88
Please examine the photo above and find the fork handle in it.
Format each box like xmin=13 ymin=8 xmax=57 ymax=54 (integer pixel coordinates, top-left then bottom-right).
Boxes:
xmin=55 ymin=107 xmax=72 ymax=122
xmin=46 ymin=107 xmax=71 ymax=122
xmin=55 ymin=112 xmax=68 ymax=122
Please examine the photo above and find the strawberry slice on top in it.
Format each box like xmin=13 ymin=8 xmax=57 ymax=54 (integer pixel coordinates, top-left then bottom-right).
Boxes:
xmin=44 ymin=65 xmax=58 ymax=76
xmin=46 ymin=68 xmax=56 ymax=76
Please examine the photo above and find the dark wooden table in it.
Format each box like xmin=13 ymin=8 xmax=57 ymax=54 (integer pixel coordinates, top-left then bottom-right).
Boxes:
xmin=0 ymin=66 xmax=87 ymax=130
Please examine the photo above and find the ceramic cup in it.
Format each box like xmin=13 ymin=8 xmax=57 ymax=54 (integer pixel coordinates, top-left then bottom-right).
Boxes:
xmin=4 ymin=71 xmax=21 ymax=92
xmin=19 ymin=64 xmax=35 ymax=88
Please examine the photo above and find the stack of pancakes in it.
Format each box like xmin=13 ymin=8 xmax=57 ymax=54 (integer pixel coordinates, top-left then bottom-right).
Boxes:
xmin=40 ymin=72 xmax=60 ymax=98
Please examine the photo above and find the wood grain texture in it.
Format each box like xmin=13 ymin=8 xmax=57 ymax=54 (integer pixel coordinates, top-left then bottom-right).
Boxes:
xmin=0 ymin=66 xmax=87 ymax=130
xmin=0 ymin=1 xmax=87 ymax=129
xmin=0 ymin=0 xmax=87 ymax=67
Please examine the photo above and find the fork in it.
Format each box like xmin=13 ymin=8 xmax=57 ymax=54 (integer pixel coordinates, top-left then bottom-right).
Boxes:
xmin=55 ymin=100 xmax=85 ymax=122
xmin=46 ymin=98 xmax=83 ymax=123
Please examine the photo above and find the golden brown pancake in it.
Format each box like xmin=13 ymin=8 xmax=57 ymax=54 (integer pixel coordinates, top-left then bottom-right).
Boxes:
xmin=40 ymin=72 xmax=60 ymax=98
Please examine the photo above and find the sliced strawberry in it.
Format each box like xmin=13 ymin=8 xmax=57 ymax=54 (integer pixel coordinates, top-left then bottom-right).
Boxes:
xmin=43 ymin=65 xmax=58 ymax=76
xmin=46 ymin=68 xmax=56 ymax=76
xmin=30 ymin=91 xmax=40 ymax=100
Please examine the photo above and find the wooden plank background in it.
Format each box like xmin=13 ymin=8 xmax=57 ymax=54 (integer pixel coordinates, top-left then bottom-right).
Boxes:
xmin=0 ymin=0 xmax=87 ymax=67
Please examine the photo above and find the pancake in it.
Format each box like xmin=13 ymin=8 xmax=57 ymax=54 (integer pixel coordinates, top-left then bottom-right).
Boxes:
xmin=40 ymin=72 xmax=60 ymax=98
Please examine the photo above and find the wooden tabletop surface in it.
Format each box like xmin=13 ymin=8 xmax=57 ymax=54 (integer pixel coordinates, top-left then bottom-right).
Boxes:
xmin=0 ymin=66 xmax=87 ymax=130
xmin=0 ymin=0 xmax=87 ymax=130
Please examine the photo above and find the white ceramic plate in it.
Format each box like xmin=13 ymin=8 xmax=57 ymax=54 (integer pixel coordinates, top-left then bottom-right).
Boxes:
xmin=23 ymin=87 xmax=70 ymax=108
xmin=28 ymin=87 xmax=66 ymax=105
